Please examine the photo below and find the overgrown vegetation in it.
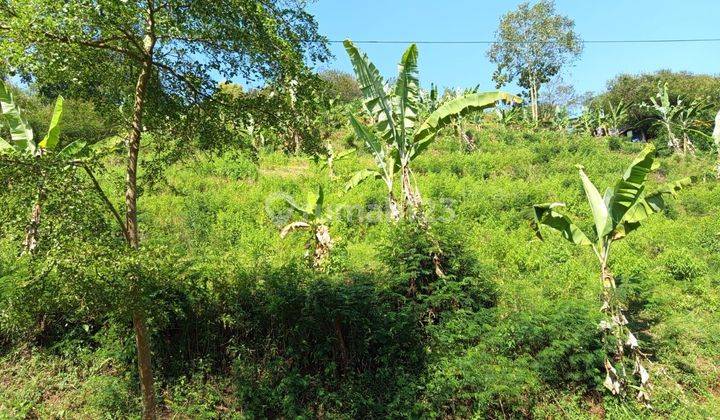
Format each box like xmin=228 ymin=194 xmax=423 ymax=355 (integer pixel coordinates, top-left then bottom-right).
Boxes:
xmin=1 ymin=1 xmax=719 ymax=418
xmin=2 ymin=113 xmax=719 ymax=417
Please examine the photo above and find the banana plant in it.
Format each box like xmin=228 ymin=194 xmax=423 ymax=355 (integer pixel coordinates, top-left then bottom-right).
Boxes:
xmin=280 ymin=186 xmax=334 ymax=271
xmin=644 ymin=82 xmax=706 ymax=155
xmin=532 ymin=144 xmax=690 ymax=403
xmin=673 ymin=98 xmax=712 ymax=156
xmin=343 ymin=39 xmax=520 ymax=219
xmin=551 ymin=106 xmax=571 ymax=132
xmin=0 ymin=82 xmax=88 ymax=253
xmin=319 ymin=141 xmax=355 ymax=179
xmin=605 ymin=100 xmax=630 ymax=136
xmin=573 ymin=106 xmax=598 ymax=136
xmin=495 ymin=102 xmax=524 ymax=127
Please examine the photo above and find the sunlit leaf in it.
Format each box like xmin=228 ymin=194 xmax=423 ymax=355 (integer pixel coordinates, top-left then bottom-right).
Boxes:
xmin=577 ymin=165 xmax=611 ymax=238
xmin=0 ymin=82 xmax=35 ymax=154
xmin=38 ymin=96 xmax=64 ymax=150
xmin=532 ymin=202 xmax=592 ymax=246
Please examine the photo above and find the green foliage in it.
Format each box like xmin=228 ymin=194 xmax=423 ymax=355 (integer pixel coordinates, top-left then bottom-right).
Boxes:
xmin=344 ymin=40 xmax=519 ymax=216
xmin=319 ymin=69 xmax=363 ymax=103
xmin=1 ymin=119 xmax=719 ymax=417
xmin=595 ymin=70 xmax=720 ymax=142
xmin=487 ymin=0 xmax=583 ymax=120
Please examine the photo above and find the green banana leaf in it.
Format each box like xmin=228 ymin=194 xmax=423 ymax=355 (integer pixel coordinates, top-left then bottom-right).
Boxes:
xmin=344 ymin=40 xmax=396 ymax=141
xmin=533 ymin=202 xmax=592 ymax=246
xmin=395 ymin=43 xmax=419 ymax=155
xmin=349 ymin=115 xmax=391 ymax=177
xmin=413 ymin=91 xmax=521 ymax=157
xmin=607 ymin=144 xmax=656 ymax=229
xmin=58 ymin=140 xmax=87 ymax=158
xmin=345 ymin=169 xmax=381 ymax=191
xmin=0 ymin=82 xmax=35 ymax=154
xmin=577 ymin=165 xmax=611 ymax=238
xmin=39 ymin=96 xmax=64 ymax=150
xmin=621 ymin=177 xmax=691 ymax=226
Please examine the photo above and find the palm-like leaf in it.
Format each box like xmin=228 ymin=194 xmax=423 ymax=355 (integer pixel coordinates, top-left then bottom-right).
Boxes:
xmin=349 ymin=115 xmax=394 ymax=180
xmin=284 ymin=194 xmax=312 ymax=216
xmin=345 ymin=169 xmax=381 ymax=191
xmin=413 ymin=91 xmax=522 ymax=157
xmin=577 ymin=165 xmax=611 ymax=239
xmin=38 ymin=96 xmax=64 ymax=150
xmin=607 ymin=145 xmax=656 ymax=228
xmin=395 ymin=44 xmax=420 ymax=156
xmin=533 ymin=202 xmax=592 ymax=246
xmin=343 ymin=40 xmax=396 ymax=141
xmin=58 ymin=140 xmax=87 ymax=158
xmin=621 ymin=177 xmax=691 ymax=226
xmin=0 ymin=82 xmax=35 ymax=154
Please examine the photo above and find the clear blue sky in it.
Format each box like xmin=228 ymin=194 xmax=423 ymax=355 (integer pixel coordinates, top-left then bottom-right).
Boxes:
xmin=308 ymin=0 xmax=720 ymax=95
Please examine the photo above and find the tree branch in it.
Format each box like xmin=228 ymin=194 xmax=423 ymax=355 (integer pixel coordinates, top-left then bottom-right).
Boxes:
xmin=77 ymin=162 xmax=130 ymax=245
xmin=41 ymin=32 xmax=146 ymax=63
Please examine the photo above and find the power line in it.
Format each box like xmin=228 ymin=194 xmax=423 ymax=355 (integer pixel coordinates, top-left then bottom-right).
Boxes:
xmin=323 ymin=38 xmax=720 ymax=45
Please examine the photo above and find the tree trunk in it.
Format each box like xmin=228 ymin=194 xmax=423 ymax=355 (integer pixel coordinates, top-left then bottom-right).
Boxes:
xmin=22 ymin=189 xmax=45 ymax=255
xmin=600 ymin=263 xmax=650 ymax=403
xmin=664 ymin=122 xmax=681 ymax=155
xmin=126 ymin=26 xmax=157 ymax=419
xmin=312 ymin=224 xmax=332 ymax=270
xmin=529 ymin=78 xmax=539 ymax=123
xmin=388 ymin=191 xmax=401 ymax=221
xmin=133 ymin=310 xmax=155 ymax=418
xmin=401 ymin=165 xmax=422 ymax=218
xmin=462 ymin=131 xmax=476 ymax=152
xmin=333 ymin=315 xmax=350 ymax=371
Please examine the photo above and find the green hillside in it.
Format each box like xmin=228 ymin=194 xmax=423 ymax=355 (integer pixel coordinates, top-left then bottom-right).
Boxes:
xmin=2 ymin=128 xmax=718 ymax=418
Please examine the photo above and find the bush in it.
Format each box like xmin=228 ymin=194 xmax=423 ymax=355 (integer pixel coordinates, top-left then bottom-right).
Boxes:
xmin=608 ymin=136 xmax=623 ymax=151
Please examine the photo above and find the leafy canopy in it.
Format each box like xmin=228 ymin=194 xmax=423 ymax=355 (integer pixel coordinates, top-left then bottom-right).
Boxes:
xmin=487 ymin=0 xmax=583 ymax=90
xmin=0 ymin=0 xmax=329 ymax=132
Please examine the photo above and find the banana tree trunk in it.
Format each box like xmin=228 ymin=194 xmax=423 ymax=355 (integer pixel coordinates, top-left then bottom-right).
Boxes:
xmin=462 ymin=131 xmax=476 ymax=152
xmin=22 ymin=188 xmax=45 ymax=255
xmin=401 ymin=165 xmax=423 ymax=219
xmin=312 ymin=224 xmax=332 ymax=270
xmin=682 ymin=133 xmax=695 ymax=156
xmin=600 ymin=263 xmax=650 ymax=403
xmin=388 ymin=192 xmax=401 ymax=221
xmin=664 ymin=122 xmax=681 ymax=155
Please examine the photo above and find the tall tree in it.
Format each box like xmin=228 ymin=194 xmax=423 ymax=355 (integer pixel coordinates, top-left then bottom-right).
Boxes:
xmin=487 ymin=0 xmax=582 ymax=122
xmin=0 ymin=1 xmax=328 ymax=417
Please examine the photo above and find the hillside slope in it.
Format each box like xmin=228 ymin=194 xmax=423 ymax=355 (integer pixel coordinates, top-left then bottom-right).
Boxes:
xmin=1 ymin=129 xmax=719 ymax=418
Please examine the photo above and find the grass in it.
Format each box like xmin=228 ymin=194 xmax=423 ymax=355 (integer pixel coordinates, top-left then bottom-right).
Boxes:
xmin=1 ymin=126 xmax=719 ymax=417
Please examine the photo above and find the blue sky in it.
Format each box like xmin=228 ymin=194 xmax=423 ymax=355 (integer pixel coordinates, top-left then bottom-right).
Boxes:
xmin=308 ymin=0 xmax=720 ymax=95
